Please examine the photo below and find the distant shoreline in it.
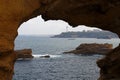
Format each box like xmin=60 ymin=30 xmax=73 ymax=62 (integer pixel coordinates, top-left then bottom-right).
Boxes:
xmin=51 ymin=30 xmax=119 ymax=39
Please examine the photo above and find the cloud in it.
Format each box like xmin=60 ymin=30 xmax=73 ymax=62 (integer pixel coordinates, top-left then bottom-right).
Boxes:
xmin=18 ymin=16 xmax=100 ymax=35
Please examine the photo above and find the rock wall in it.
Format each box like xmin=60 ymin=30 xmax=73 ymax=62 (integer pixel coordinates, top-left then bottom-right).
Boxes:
xmin=0 ymin=0 xmax=120 ymax=80
xmin=16 ymin=49 xmax=33 ymax=59
xmin=97 ymin=45 xmax=120 ymax=80
xmin=41 ymin=0 xmax=120 ymax=35
xmin=0 ymin=0 xmax=42 ymax=80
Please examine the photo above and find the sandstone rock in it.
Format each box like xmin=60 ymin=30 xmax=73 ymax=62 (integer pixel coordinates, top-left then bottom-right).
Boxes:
xmin=0 ymin=0 xmax=120 ymax=80
xmin=15 ymin=49 xmax=33 ymax=59
xmin=97 ymin=45 xmax=120 ymax=80
xmin=64 ymin=43 xmax=113 ymax=55
xmin=0 ymin=51 xmax=16 ymax=80
xmin=41 ymin=0 xmax=120 ymax=35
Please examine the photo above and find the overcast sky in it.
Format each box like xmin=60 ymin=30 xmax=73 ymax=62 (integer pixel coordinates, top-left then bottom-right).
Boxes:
xmin=18 ymin=16 xmax=100 ymax=35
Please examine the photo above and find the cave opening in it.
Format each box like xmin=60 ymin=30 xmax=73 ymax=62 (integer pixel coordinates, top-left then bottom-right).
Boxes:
xmin=0 ymin=1 xmax=120 ymax=80
xmin=13 ymin=16 xmax=120 ymax=80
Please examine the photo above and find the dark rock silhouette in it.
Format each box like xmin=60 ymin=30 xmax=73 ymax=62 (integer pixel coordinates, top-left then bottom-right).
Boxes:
xmin=97 ymin=44 xmax=120 ymax=80
xmin=64 ymin=43 xmax=113 ymax=55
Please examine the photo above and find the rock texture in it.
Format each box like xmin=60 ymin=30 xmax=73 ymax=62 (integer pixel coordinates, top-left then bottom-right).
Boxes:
xmin=64 ymin=43 xmax=113 ymax=55
xmin=41 ymin=0 xmax=120 ymax=35
xmin=16 ymin=49 xmax=33 ymax=59
xmin=0 ymin=0 xmax=42 ymax=80
xmin=0 ymin=0 xmax=120 ymax=80
xmin=97 ymin=45 xmax=120 ymax=80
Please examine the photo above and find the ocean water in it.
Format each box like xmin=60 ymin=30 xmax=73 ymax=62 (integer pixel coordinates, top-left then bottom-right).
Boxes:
xmin=13 ymin=36 xmax=120 ymax=80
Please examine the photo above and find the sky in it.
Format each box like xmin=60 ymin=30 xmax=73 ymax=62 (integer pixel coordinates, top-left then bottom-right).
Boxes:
xmin=18 ymin=16 xmax=100 ymax=35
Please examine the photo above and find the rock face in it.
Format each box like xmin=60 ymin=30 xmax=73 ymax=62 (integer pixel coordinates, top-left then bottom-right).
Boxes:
xmin=97 ymin=45 xmax=120 ymax=80
xmin=16 ymin=49 xmax=33 ymax=59
xmin=0 ymin=0 xmax=120 ymax=80
xmin=64 ymin=43 xmax=113 ymax=55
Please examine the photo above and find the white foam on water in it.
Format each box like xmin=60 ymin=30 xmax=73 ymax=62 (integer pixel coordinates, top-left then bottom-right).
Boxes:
xmin=33 ymin=54 xmax=61 ymax=58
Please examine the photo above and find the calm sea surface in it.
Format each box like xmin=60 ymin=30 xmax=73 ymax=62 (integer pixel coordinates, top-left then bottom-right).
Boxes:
xmin=13 ymin=36 xmax=120 ymax=80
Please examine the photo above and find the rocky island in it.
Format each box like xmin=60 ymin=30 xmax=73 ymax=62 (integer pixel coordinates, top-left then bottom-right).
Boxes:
xmin=64 ymin=43 xmax=113 ymax=55
xmin=52 ymin=30 xmax=118 ymax=39
xmin=15 ymin=49 xmax=33 ymax=60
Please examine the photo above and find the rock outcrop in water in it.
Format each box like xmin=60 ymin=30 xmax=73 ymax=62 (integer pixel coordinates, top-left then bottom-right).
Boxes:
xmin=40 ymin=54 xmax=50 ymax=58
xmin=16 ymin=49 xmax=33 ymax=60
xmin=64 ymin=43 xmax=113 ymax=55
xmin=0 ymin=0 xmax=120 ymax=80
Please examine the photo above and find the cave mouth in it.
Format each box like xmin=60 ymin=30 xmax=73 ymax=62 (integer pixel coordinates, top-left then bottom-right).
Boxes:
xmin=13 ymin=16 xmax=120 ymax=80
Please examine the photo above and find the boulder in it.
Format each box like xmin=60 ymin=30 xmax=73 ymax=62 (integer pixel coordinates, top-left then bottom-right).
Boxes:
xmin=64 ymin=43 xmax=113 ymax=55
xmin=15 ymin=49 xmax=33 ymax=59
xmin=40 ymin=54 xmax=50 ymax=58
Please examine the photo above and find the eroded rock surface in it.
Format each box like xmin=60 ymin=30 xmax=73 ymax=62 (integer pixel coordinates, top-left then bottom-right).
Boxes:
xmin=41 ymin=0 xmax=120 ymax=35
xmin=64 ymin=43 xmax=113 ymax=55
xmin=97 ymin=45 xmax=120 ymax=80
xmin=0 ymin=0 xmax=120 ymax=80
xmin=0 ymin=0 xmax=42 ymax=80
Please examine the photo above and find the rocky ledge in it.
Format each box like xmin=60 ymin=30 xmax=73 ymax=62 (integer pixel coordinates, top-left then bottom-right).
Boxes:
xmin=15 ymin=49 xmax=33 ymax=59
xmin=64 ymin=43 xmax=113 ymax=55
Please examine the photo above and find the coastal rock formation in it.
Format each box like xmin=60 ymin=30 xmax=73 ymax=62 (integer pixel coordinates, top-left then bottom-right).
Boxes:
xmin=64 ymin=43 xmax=113 ymax=55
xmin=41 ymin=0 xmax=120 ymax=35
xmin=40 ymin=54 xmax=50 ymax=58
xmin=15 ymin=49 xmax=33 ymax=59
xmin=0 ymin=0 xmax=120 ymax=80
xmin=0 ymin=51 xmax=16 ymax=80
xmin=97 ymin=45 xmax=120 ymax=80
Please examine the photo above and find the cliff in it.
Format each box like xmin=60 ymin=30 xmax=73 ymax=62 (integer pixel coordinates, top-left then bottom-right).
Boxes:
xmin=64 ymin=43 xmax=113 ymax=55
xmin=0 ymin=0 xmax=120 ymax=80
xmin=97 ymin=45 xmax=120 ymax=80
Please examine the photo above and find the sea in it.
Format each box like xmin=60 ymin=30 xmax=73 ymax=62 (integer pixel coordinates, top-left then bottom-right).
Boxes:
xmin=13 ymin=35 xmax=120 ymax=80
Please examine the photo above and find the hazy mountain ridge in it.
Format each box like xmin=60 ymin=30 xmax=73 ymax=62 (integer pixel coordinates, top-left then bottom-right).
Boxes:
xmin=52 ymin=30 xmax=119 ymax=39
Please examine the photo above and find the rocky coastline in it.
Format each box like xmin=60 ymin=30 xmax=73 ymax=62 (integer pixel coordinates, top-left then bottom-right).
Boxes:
xmin=97 ymin=45 xmax=120 ymax=80
xmin=64 ymin=43 xmax=113 ymax=55
xmin=15 ymin=49 xmax=33 ymax=60
xmin=0 ymin=0 xmax=120 ymax=80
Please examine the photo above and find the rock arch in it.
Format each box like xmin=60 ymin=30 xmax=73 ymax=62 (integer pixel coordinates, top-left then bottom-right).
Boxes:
xmin=0 ymin=0 xmax=120 ymax=80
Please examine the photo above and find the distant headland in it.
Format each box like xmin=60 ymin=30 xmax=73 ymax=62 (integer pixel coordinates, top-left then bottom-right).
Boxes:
xmin=51 ymin=29 xmax=119 ymax=39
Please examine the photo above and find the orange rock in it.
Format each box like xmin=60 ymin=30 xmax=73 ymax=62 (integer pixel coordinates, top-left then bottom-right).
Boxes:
xmin=0 ymin=0 xmax=120 ymax=80
xmin=64 ymin=43 xmax=113 ymax=55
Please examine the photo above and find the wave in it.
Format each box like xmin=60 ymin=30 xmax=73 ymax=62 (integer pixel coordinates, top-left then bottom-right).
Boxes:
xmin=33 ymin=54 xmax=61 ymax=58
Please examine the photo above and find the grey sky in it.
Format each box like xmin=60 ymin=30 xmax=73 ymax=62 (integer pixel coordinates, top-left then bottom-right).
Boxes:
xmin=18 ymin=16 xmax=100 ymax=35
